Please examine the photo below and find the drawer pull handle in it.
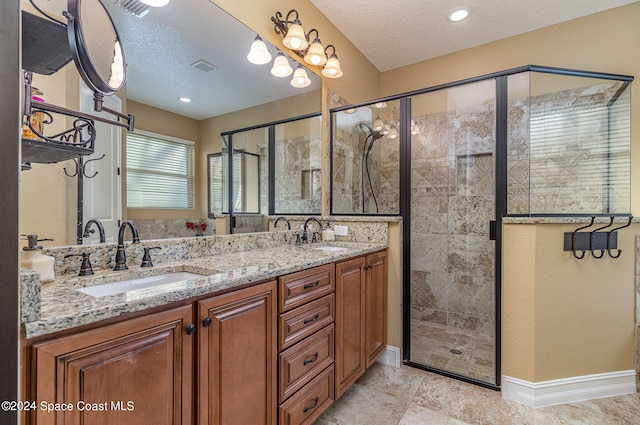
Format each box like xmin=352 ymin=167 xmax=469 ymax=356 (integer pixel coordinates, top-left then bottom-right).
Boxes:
xmin=303 ymin=280 xmax=320 ymax=290
xmin=303 ymin=397 xmax=319 ymax=413
xmin=304 ymin=313 xmax=320 ymax=324
xmin=303 ymin=352 xmax=319 ymax=365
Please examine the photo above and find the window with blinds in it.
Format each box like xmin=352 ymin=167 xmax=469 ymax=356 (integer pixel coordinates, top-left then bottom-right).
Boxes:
xmin=126 ymin=131 xmax=195 ymax=209
xmin=527 ymin=80 xmax=631 ymax=215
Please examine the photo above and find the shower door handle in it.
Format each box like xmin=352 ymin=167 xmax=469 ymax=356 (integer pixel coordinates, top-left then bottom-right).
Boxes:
xmin=489 ymin=221 xmax=497 ymax=240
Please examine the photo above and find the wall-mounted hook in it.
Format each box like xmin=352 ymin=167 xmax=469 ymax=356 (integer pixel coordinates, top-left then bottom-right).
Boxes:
xmin=63 ymin=158 xmax=79 ymax=177
xmin=607 ymin=215 xmax=633 ymax=259
xmin=81 ymin=154 xmax=105 ymax=178
xmin=571 ymin=216 xmax=595 ymax=259
xmin=590 ymin=216 xmax=614 ymax=259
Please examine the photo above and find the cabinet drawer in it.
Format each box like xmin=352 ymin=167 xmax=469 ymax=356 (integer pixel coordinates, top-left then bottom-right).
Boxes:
xmin=279 ymin=294 xmax=334 ymax=350
xmin=279 ymin=365 xmax=334 ymax=425
xmin=279 ymin=324 xmax=334 ymax=403
xmin=279 ymin=263 xmax=335 ymax=312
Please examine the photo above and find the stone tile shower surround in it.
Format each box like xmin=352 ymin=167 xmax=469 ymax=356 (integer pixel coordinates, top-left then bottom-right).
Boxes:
xmin=409 ymin=103 xmax=496 ymax=340
xmin=274 ymin=134 xmax=322 ymax=214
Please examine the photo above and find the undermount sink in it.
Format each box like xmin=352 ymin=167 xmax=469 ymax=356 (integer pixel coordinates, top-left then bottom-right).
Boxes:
xmin=313 ymin=246 xmax=348 ymax=252
xmin=78 ymin=271 xmax=205 ymax=297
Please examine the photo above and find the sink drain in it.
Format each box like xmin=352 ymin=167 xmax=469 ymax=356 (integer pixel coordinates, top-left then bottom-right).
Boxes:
xmin=450 ymin=349 xmax=463 ymax=355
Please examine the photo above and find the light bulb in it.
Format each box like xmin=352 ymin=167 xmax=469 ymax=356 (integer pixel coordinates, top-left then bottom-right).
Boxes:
xmin=321 ymin=54 xmax=343 ymax=78
xmin=247 ymin=35 xmax=272 ymax=65
xmin=270 ymin=52 xmax=293 ymax=77
xmin=291 ymin=65 xmax=311 ymax=88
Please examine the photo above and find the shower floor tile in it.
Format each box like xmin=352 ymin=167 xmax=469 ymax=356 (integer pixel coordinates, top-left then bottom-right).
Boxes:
xmin=409 ymin=319 xmax=495 ymax=383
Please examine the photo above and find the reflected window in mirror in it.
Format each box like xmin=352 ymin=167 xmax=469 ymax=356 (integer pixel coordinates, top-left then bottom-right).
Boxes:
xmin=126 ymin=131 xmax=195 ymax=209
xmin=208 ymin=151 xmax=260 ymax=215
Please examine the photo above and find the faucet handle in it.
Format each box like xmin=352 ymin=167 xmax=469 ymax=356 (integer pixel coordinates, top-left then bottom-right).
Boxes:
xmin=141 ymin=246 xmax=162 ymax=267
xmin=64 ymin=253 xmax=94 ymax=276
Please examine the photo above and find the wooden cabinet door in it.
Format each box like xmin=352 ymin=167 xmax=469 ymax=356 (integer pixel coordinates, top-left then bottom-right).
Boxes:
xmin=334 ymin=256 xmax=366 ymax=399
xmin=365 ymin=250 xmax=388 ymax=367
xmin=198 ymin=281 xmax=277 ymax=425
xmin=32 ymin=305 xmax=194 ymax=425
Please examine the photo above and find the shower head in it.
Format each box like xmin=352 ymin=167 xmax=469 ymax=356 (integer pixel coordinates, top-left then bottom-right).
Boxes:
xmin=356 ymin=121 xmax=384 ymax=141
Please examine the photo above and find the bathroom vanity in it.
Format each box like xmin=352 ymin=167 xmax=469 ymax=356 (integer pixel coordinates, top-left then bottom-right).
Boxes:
xmin=20 ymin=238 xmax=387 ymax=425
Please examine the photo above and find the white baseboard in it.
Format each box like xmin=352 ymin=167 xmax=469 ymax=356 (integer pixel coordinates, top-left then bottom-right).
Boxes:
xmin=502 ymin=370 xmax=637 ymax=408
xmin=376 ymin=345 xmax=401 ymax=368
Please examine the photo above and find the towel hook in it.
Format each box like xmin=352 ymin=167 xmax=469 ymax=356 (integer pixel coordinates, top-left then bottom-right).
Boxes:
xmin=590 ymin=216 xmax=614 ymax=259
xmin=571 ymin=216 xmax=595 ymax=259
xmin=607 ymin=215 xmax=633 ymax=259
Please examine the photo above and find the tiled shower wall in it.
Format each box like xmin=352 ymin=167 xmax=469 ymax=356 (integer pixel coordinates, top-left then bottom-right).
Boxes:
xmin=409 ymin=104 xmax=496 ymax=337
xmin=274 ymin=135 xmax=322 ymax=214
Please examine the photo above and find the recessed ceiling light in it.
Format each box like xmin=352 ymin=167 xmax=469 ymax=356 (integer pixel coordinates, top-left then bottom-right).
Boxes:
xmin=448 ymin=7 xmax=471 ymax=22
xmin=140 ymin=0 xmax=170 ymax=7
xmin=179 ymin=97 xmax=191 ymax=103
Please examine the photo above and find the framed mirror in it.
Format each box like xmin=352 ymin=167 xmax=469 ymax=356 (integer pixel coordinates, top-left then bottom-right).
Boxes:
xmin=66 ymin=0 xmax=126 ymax=94
xmin=20 ymin=0 xmax=321 ymax=245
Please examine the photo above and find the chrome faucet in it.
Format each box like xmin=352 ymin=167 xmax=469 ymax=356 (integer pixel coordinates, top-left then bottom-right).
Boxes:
xmin=113 ymin=220 xmax=140 ymax=271
xmin=83 ymin=218 xmax=106 ymax=243
xmin=302 ymin=217 xmax=323 ymax=243
xmin=274 ymin=216 xmax=291 ymax=230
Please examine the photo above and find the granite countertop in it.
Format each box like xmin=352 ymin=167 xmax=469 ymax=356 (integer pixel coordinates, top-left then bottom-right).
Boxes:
xmin=24 ymin=241 xmax=386 ymax=339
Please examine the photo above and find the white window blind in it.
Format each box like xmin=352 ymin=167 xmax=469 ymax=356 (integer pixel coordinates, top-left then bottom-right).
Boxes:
xmin=126 ymin=131 xmax=195 ymax=209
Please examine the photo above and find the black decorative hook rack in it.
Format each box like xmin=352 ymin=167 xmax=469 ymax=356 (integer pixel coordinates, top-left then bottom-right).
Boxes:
xmin=564 ymin=215 xmax=633 ymax=259
xmin=63 ymin=154 xmax=105 ymax=179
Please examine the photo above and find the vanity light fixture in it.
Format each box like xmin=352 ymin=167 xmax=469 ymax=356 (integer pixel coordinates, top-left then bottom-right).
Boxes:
xmin=247 ymin=34 xmax=272 ymax=65
xmin=271 ymin=51 xmax=293 ymax=77
xmin=139 ymin=0 xmax=170 ymax=7
xmin=291 ymin=64 xmax=312 ymax=88
xmin=271 ymin=9 xmax=344 ymax=78
xmin=448 ymin=7 xmax=471 ymax=22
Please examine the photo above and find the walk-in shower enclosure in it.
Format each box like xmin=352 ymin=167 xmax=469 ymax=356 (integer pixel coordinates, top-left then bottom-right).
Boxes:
xmin=330 ymin=65 xmax=632 ymax=388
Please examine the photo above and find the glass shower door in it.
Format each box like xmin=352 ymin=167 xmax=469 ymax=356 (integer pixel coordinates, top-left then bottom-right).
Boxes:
xmin=407 ymin=79 xmax=498 ymax=385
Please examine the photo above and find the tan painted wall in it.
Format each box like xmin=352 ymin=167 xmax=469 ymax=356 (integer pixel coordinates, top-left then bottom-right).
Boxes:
xmin=380 ymin=3 xmax=640 ymax=382
xmin=125 ymin=101 xmax=201 ymax=220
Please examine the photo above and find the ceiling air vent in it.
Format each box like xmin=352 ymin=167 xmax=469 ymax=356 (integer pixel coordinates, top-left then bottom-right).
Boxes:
xmin=114 ymin=0 xmax=150 ymax=18
xmin=190 ymin=60 xmax=218 ymax=73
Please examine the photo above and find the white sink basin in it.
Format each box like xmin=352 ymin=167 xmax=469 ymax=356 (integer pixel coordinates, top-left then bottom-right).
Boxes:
xmin=313 ymin=246 xmax=348 ymax=252
xmin=78 ymin=271 xmax=205 ymax=297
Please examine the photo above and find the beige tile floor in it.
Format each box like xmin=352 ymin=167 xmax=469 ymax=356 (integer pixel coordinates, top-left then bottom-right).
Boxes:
xmin=315 ymin=362 xmax=640 ymax=424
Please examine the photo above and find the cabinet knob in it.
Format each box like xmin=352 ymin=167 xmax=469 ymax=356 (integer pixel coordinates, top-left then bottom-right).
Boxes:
xmin=185 ymin=323 xmax=196 ymax=335
xmin=303 ymin=397 xmax=319 ymax=413
xmin=202 ymin=317 xmax=212 ymax=328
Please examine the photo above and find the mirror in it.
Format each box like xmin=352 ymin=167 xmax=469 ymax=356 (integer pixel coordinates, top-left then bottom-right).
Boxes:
xmin=19 ymin=0 xmax=321 ymax=246
xmin=66 ymin=0 xmax=126 ymax=94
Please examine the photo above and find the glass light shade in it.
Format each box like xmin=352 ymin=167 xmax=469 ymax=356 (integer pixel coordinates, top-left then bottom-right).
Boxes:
xmin=291 ymin=65 xmax=311 ymax=88
xmin=387 ymin=127 xmax=398 ymax=139
xmin=140 ymin=0 xmax=170 ymax=7
xmin=373 ymin=102 xmax=387 ymax=109
xmin=373 ymin=118 xmax=384 ymax=132
xmin=270 ymin=52 xmax=293 ymax=77
xmin=282 ymin=23 xmax=308 ymax=50
xmin=108 ymin=41 xmax=124 ymax=89
xmin=304 ymin=40 xmax=327 ymax=66
xmin=247 ymin=35 xmax=272 ymax=65
xmin=321 ymin=54 xmax=343 ymax=78
xmin=381 ymin=124 xmax=390 ymax=136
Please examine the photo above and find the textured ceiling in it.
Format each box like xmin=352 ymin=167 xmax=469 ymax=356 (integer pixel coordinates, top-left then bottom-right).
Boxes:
xmin=310 ymin=0 xmax=639 ymax=71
